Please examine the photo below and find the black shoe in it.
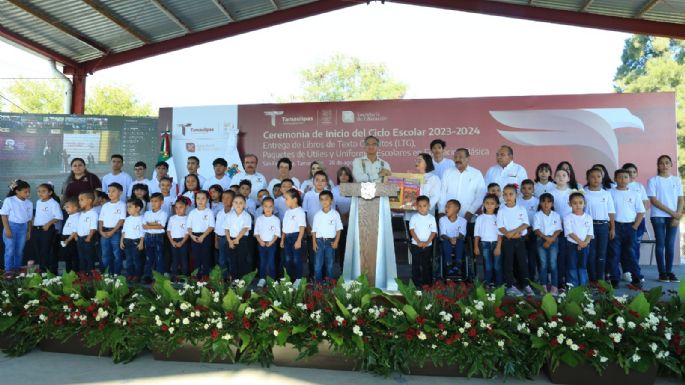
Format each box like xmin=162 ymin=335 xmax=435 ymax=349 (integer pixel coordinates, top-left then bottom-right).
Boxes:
xmin=658 ymin=273 xmax=670 ymax=282
xmin=629 ymin=280 xmax=643 ymax=290
xmin=668 ymin=273 xmax=680 ymax=283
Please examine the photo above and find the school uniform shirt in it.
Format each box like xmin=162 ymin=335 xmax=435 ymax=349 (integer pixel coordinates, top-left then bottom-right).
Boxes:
xmin=438 ymin=216 xmax=467 ymax=238
xmin=93 ymin=205 xmax=102 ymax=217
xmin=647 ymin=175 xmax=684 ymax=217
xmin=484 ymin=161 xmax=528 ymax=190
xmin=162 ymin=195 xmax=175 ymax=217
xmin=224 ymin=210 xmax=252 ymax=238
xmin=628 ymin=181 xmax=648 ymax=203
xmin=99 ymin=201 xmax=126 ymax=228
xmin=331 ymin=185 xmax=352 ymax=217
xmin=439 ymin=166 xmax=486 ymax=218
xmin=34 ymin=199 xmax=63 ymax=226
xmin=122 ymin=215 xmax=144 ymax=240
xmin=282 ymin=207 xmax=306 ymax=234
xmin=167 ymin=215 xmax=188 ymax=239
xmin=496 ymin=204 xmax=530 ymax=236
xmin=143 ymin=209 xmax=168 ymax=235
xmin=474 ymin=213 xmax=500 ymax=242
xmin=101 ymin=172 xmax=133 ymax=202
xmin=0 ymin=196 xmax=33 ymax=223
xmin=210 ymin=202 xmax=223 ymax=218
xmin=610 ymin=188 xmax=646 ymax=223
xmin=148 ymin=180 xmax=180 ymax=196
xmin=516 ymin=196 xmax=538 ymax=227
xmin=77 ymin=209 xmax=98 ymax=237
xmin=550 ymin=188 xmax=572 ymax=219
xmin=186 ymin=208 xmax=215 ymax=233
xmin=303 ymin=189 xmax=337 ymax=227
xmin=533 ymin=210 xmax=562 ymax=236
xmin=202 ymin=175 xmax=232 ymax=191
xmin=61 ymin=214 xmax=79 ymax=238
xmin=409 ymin=213 xmax=437 ymax=245
xmin=274 ymin=196 xmax=288 ymax=222
xmin=246 ymin=198 xmax=258 ymax=217
xmin=254 ymin=214 xmax=281 ymax=243
xmin=312 ymin=209 xmax=343 ymax=239
xmin=433 ymin=157 xmax=455 ymax=179
xmin=534 ymin=181 xmax=556 ymax=198
xmin=230 ymin=172 xmax=267 ymax=201
xmin=563 ymin=213 xmax=594 ymax=244
xmin=267 ymin=177 xmax=302 ymax=194
xmin=214 ymin=208 xmax=232 ymax=236
xmin=584 ymin=189 xmax=615 ymax=221
xmin=127 ymin=179 xmax=155 ymax=198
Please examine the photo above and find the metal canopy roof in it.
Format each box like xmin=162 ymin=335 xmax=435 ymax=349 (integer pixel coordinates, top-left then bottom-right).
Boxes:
xmin=2 ymin=0 xmax=685 ymax=75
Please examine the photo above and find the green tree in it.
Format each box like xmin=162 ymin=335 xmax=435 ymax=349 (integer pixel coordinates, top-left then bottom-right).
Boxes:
xmin=5 ymin=79 xmax=64 ymax=114
xmin=85 ymin=84 xmax=154 ymax=116
xmin=614 ymin=35 xmax=685 ymax=174
xmin=288 ymin=54 xmax=407 ymax=102
xmin=3 ymin=79 xmax=154 ymax=116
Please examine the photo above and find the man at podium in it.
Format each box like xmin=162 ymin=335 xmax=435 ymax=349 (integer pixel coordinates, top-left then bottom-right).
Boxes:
xmin=352 ymin=136 xmax=392 ymax=182
xmin=343 ymin=135 xmax=398 ymax=291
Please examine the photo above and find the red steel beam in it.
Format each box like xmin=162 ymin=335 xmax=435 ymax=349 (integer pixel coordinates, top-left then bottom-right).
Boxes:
xmin=70 ymin=67 xmax=87 ymax=115
xmin=0 ymin=24 xmax=79 ymax=70
xmin=389 ymin=0 xmax=685 ymax=40
xmin=79 ymin=0 xmax=356 ymax=73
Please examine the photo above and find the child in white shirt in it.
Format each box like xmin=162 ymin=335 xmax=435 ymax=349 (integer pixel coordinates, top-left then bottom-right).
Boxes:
xmin=584 ymin=168 xmax=615 ymax=283
xmin=60 ymin=199 xmax=80 ymax=273
xmin=33 ymin=183 xmax=63 ymax=274
xmin=167 ymin=197 xmax=190 ymax=277
xmin=474 ymin=194 xmax=502 ymax=287
xmin=311 ymin=191 xmax=343 ymax=282
xmin=609 ymin=169 xmax=645 ymax=288
xmin=533 ymin=193 xmax=562 ymax=295
xmin=517 ymin=179 xmax=539 ymax=283
xmin=563 ymin=192 xmax=594 ymax=287
xmin=408 ymin=195 xmax=437 ymax=287
xmin=99 ymin=183 xmax=126 ymax=275
xmin=280 ymin=188 xmax=306 ymax=283
xmin=186 ymin=191 xmax=215 ymax=277
xmin=224 ymin=194 xmax=252 ymax=279
xmin=497 ymin=185 xmax=534 ymax=296
xmin=76 ymin=191 xmax=98 ymax=272
xmin=254 ymin=197 xmax=280 ymax=287
xmin=439 ymin=200 xmax=467 ymax=278
xmin=1 ymin=180 xmax=33 ymax=272
xmin=143 ymin=193 xmax=169 ymax=279
xmin=120 ymin=198 xmax=145 ymax=282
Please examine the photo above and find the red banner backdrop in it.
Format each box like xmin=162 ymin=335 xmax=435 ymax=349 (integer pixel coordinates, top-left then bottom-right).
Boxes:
xmin=159 ymin=92 xmax=676 ymax=185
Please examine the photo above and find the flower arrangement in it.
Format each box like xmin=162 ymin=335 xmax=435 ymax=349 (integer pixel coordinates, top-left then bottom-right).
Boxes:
xmin=1 ymin=268 xmax=684 ymax=380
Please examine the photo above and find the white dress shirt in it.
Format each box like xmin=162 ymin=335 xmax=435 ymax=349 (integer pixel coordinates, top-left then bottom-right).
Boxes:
xmin=439 ymin=166 xmax=486 ymax=218
xmin=352 ymin=155 xmax=391 ymax=183
xmin=484 ymin=161 xmax=528 ymax=190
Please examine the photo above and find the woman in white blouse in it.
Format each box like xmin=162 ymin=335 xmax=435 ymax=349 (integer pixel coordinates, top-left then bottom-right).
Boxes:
xmin=404 ymin=153 xmax=442 ymax=222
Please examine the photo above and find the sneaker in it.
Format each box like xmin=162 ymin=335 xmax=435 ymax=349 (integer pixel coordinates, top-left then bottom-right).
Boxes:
xmin=622 ymin=272 xmax=632 ymax=282
xmin=658 ymin=273 xmax=670 ymax=283
xmin=523 ymin=286 xmax=534 ymax=296
xmin=549 ymin=286 xmax=559 ymax=296
xmin=257 ymin=278 xmax=266 ymax=288
xmin=668 ymin=273 xmax=680 ymax=283
xmin=293 ymin=279 xmax=301 ymax=289
xmin=506 ymin=287 xmax=523 ymax=297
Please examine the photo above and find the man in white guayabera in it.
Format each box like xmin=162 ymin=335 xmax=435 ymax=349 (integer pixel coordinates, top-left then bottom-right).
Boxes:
xmin=352 ymin=136 xmax=392 ymax=183
xmin=484 ymin=145 xmax=528 ymax=189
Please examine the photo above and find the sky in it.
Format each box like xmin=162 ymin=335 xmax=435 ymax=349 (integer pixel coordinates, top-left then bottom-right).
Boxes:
xmin=0 ymin=2 xmax=631 ymax=112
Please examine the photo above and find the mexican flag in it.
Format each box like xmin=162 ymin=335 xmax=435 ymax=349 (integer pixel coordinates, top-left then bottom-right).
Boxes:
xmin=159 ymin=129 xmax=171 ymax=161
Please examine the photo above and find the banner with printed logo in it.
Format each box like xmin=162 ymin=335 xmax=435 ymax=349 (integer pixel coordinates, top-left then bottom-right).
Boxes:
xmin=159 ymin=92 xmax=676 ymax=186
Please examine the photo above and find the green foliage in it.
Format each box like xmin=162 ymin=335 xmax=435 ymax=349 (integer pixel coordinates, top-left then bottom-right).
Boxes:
xmin=287 ymin=53 xmax=407 ymax=102
xmin=85 ymin=84 xmax=154 ymax=116
xmin=614 ymin=36 xmax=685 ymax=174
xmin=3 ymin=79 xmax=154 ymax=116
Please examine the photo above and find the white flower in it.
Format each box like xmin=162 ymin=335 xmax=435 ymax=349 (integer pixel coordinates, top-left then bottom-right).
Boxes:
xmin=353 ymin=325 xmax=363 ymax=337
xmin=627 ymin=321 xmax=636 ymax=329
xmin=335 ymin=316 xmax=345 ymax=324
xmin=128 ymin=303 xmax=135 ymax=312
xmin=168 ymin=327 xmax=175 ymax=334
xmin=549 ymin=321 xmax=558 ymax=328
xmin=273 ymin=300 xmax=281 ymax=308
xmin=415 ymin=291 xmax=422 ymax=296
xmin=609 ymin=333 xmax=622 ymax=343
xmin=473 ymin=301 xmax=484 ymax=311
xmin=566 ymin=339 xmax=573 ymax=347
xmin=322 ymin=331 xmax=327 ymax=337
xmin=600 ymin=356 xmax=608 ymax=363
xmin=571 ymin=344 xmax=579 ymax=351
xmin=149 ymin=305 xmax=156 ymax=312
xmin=216 ymin=321 xmax=223 ymax=329
xmin=280 ymin=312 xmax=292 ymax=323
xmin=431 ymin=344 xmax=437 ymax=349
xmin=182 ymin=318 xmax=189 ymax=325
xmin=497 ymin=340 xmax=505 ymax=348
xmin=650 ymin=343 xmax=658 ymax=352
xmin=632 ymin=353 xmax=640 ymax=362
xmin=222 ymin=334 xmax=232 ymax=341
xmin=273 ymin=330 xmax=279 ymax=337
xmin=556 ymin=334 xmax=565 ymax=344
xmin=417 ymin=331 xmax=426 ymax=340
xmin=424 ymin=304 xmax=432 ymax=311
xmin=244 ymin=307 xmax=255 ymax=316
xmin=464 ymin=321 xmax=472 ymax=329
xmin=180 ymin=302 xmax=190 ymax=311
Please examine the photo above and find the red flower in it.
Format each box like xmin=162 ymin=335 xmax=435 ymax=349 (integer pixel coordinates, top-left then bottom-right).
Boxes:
xmin=595 ymin=320 xmax=605 ymax=328
xmin=356 ymin=318 xmax=365 ymax=326
xmin=226 ymin=311 xmax=235 ymax=321
xmin=161 ymin=324 xmax=168 ymax=331
xmin=258 ymin=299 xmax=270 ymax=310
xmin=550 ymin=339 xmax=559 ymax=347
xmin=437 ymin=323 xmax=445 ymax=330
xmin=628 ymin=310 xmax=641 ymax=319
xmin=211 ymin=328 xmax=219 ymax=340
xmin=495 ymin=307 xmax=506 ymax=319
xmin=242 ymin=317 xmax=251 ymax=329
xmin=468 ymin=328 xmax=477 ymax=338
xmin=405 ymin=328 xmax=417 ymax=341
xmin=415 ymin=316 xmax=426 ymax=325
xmin=452 ymin=312 xmax=462 ymax=321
